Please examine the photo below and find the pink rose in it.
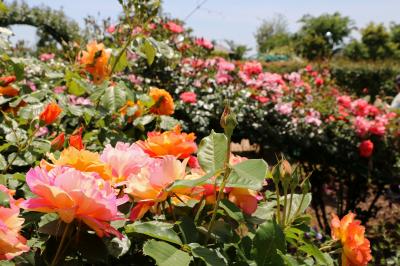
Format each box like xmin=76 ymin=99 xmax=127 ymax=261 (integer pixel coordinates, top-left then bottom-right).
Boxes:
xmin=180 ymin=91 xmax=197 ymax=103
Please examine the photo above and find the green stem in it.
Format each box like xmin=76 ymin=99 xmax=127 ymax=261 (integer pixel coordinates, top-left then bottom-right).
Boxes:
xmin=282 ymin=186 xmax=288 ymax=226
xmin=287 ymin=188 xmax=294 ymax=226
xmin=110 ymin=33 xmax=133 ymax=75
xmin=275 ymin=182 xmax=281 ymax=224
xmin=51 ymin=222 xmax=71 ymax=266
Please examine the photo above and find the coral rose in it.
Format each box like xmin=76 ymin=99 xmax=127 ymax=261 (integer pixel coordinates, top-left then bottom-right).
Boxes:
xmin=137 ymin=125 xmax=197 ymax=159
xmin=78 ymin=41 xmax=111 ymax=84
xmin=21 ymin=167 xmax=123 ymax=237
xmin=39 ymin=103 xmax=62 ymax=125
xmin=331 ymin=212 xmax=372 ymax=266
xmin=359 ymin=140 xmax=373 ymax=158
xmin=0 ymin=185 xmax=29 ymax=260
xmin=125 ymin=156 xmax=190 ymax=220
xmin=149 ymin=87 xmax=175 ymax=115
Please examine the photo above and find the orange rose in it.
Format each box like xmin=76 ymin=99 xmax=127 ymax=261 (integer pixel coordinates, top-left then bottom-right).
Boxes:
xmin=228 ymin=188 xmax=259 ymax=215
xmin=78 ymin=41 xmax=111 ymax=84
xmin=149 ymin=87 xmax=175 ymax=115
xmin=137 ymin=125 xmax=197 ymax=159
xmin=331 ymin=212 xmax=372 ymax=266
xmin=44 ymin=146 xmax=113 ymax=181
xmin=39 ymin=103 xmax=62 ymax=124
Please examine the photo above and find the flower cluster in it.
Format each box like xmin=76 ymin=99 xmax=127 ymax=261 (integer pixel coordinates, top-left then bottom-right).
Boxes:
xmin=174 ymin=59 xmax=399 ymax=158
xmin=23 ymin=126 xmax=262 ymax=237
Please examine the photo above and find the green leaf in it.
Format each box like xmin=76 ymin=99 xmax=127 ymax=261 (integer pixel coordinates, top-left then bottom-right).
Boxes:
xmin=18 ymin=103 xmax=44 ymax=120
xmin=100 ymin=84 xmax=127 ymax=112
xmin=168 ymin=171 xmax=213 ymax=191
xmin=226 ymin=159 xmax=268 ymax=190
xmin=252 ymin=220 xmax=286 ymax=266
xmin=142 ymin=39 xmax=156 ymax=65
xmin=189 ymin=243 xmax=227 ymax=266
xmin=159 ymin=115 xmax=180 ymax=130
xmin=0 ymin=154 xmax=7 ymax=170
xmin=253 ymin=200 xmax=277 ymax=220
xmin=111 ymin=50 xmax=128 ymax=72
xmin=283 ymin=193 xmax=312 ymax=223
xmin=298 ymin=244 xmax=333 ymax=266
xmin=125 ymin=221 xmax=182 ymax=245
xmin=0 ymin=190 xmax=10 ymax=207
xmin=31 ymin=139 xmax=51 ymax=153
xmin=220 ymin=199 xmax=245 ymax=223
xmin=66 ymin=70 xmax=90 ymax=96
xmin=143 ymin=239 xmax=191 ymax=266
xmin=133 ymin=114 xmax=154 ymax=127
xmin=177 ymin=217 xmax=199 ymax=244
xmin=197 ymin=130 xmax=227 ymax=174
xmin=12 ymin=62 xmax=24 ymax=80
xmin=277 ymin=250 xmax=299 ymax=266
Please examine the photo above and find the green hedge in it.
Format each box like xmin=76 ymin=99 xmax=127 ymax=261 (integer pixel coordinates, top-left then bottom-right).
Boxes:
xmin=329 ymin=60 xmax=400 ymax=100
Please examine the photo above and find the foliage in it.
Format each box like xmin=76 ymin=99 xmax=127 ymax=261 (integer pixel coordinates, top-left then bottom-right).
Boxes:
xmin=295 ymin=12 xmax=354 ymax=60
xmin=361 ymin=22 xmax=396 ymax=60
xmin=330 ymin=59 xmax=400 ymax=99
xmin=225 ymin=40 xmax=251 ymax=60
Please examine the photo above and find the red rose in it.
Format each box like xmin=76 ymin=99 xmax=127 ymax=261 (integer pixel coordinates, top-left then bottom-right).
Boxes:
xmin=359 ymin=140 xmax=374 ymax=158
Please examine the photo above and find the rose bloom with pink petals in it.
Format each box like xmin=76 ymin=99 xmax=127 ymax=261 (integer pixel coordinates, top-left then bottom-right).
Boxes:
xmin=195 ymin=38 xmax=214 ymax=50
xmin=0 ymin=185 xmax=30 ymax=260
xmin=101 ymin=142 xmax=151 ymax=183
xmin=125 ymin=156 xmax=191 ymax=220
xmin=164 ymin=21 xmax=183 ymax=33
xmin=21 ymin=166 xmax=124 ymax=238
xmin=180 ymin=91 xmax=197 ymax=103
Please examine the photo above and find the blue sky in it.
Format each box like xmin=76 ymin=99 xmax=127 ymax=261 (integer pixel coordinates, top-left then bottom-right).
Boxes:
xmin=7 ymin=0 xmax=400 ymax=52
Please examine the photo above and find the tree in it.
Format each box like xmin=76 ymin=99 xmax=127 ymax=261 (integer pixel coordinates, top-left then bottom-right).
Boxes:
xmin=361 ymin=22 xmax=394 ymax=60
xmin=224 ymin=40 xmax=251 ymax=60
xmin=390 ymin=22 xmax=400 ymax=47
xmin=342 ymin=39 xmax=368 ymax=61
xmin=254 ymin=14 xmax=291 ymax=54
xmin=295 ymin=12 xmax=354 ymax=60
